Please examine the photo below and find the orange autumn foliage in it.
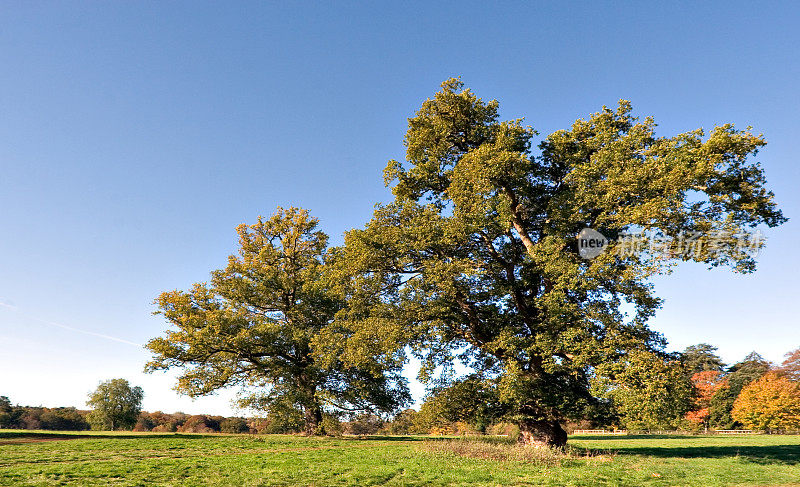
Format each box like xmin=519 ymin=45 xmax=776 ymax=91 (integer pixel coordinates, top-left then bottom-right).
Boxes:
xmin=732 ymin=372 xmax=800 ymax=431
xmin=685 ymin=370 xmax=722 ymax=427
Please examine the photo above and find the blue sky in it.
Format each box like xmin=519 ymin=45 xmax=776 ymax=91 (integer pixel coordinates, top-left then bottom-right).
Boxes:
xmin=0 ymin=1 xmax=798 ymax=416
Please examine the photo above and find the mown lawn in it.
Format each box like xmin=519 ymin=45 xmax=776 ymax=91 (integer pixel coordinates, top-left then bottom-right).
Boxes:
xmin=1 ymin=430 xmax=798 ymax=486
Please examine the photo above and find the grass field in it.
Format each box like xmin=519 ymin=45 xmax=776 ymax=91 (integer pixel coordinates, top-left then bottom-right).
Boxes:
xmin=1 ymin=430 xmax=799 ymax=486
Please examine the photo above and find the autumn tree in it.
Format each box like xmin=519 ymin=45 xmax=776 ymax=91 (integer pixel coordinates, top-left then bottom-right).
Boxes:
xmin=332 ymin=79 xmax=785 ymax=447
xmin=709 ymin=352 xmax=771 ymax=428
xmin=682 ymin=344 xmax=726 ymax=375
xmin=146 ymin=207 xmax=409 ymax=435
xmin=685 ymin=370 xmax=723 ymax=432
xmin=732 ymin=372 xmax=800 ymax=432
xmin=777 ymin=347 xmax=800 ymax=380
xmin=86 ymin=379 xmax=144 ymax=431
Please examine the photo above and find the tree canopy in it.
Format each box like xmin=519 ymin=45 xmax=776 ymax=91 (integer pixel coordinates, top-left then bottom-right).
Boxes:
xmin=146 ymin=207 xmax=409 ymax=434
xmin=331 ymin=78 xmax=786 ymax=447
xmin=732 ymin=372 xmax=800 ymax=432
xmin=682 ymin=344 xmax=726 ymax=375
xmin=86 ymin=379 xmax=144 ymax=431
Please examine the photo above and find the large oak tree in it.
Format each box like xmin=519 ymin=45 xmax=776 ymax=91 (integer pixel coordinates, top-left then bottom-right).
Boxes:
xmin=333 ymin=79 xmax=785 ymax=447
xmin=146 ymin=207 xmax=409 ymax=434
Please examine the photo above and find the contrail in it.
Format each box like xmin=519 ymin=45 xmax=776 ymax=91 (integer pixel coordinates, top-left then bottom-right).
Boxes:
xmin=0 ymin=301 xmax=141 ymax=347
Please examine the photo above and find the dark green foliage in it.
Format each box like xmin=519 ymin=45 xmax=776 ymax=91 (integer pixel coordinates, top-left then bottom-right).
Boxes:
xmin=709 ymin=352 xmax=771 ymax=428
xmin=0 ymin=396 xmax=22 ymax=428
xmin=220 ymin=417 xmax=250 ymax=434
xmin=682 ymin=344 xmax=726 ymax=375
xmin=38 ymin=408 xmax=89 ymax=431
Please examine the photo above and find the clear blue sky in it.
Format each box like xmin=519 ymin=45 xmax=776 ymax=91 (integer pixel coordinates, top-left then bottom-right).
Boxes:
xmin=1 ymin=1 xmax=798 ymax=416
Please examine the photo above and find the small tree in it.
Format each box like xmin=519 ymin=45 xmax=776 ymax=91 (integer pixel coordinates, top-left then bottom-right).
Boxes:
xmin=86 ymin=379 xmax=143 ymax=431
xmin=732 ymin=373 xmax=800 ymax=432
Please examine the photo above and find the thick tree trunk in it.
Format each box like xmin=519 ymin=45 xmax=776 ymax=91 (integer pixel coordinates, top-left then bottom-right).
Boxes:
xmin=303 ymin=405 xmax=323 ymax=435
xmin=518 ymin=419 xmax=567 ymax=449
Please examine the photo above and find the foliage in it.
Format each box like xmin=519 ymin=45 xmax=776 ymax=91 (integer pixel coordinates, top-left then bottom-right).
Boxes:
xmin=146 ymin=207 xmax=410 ymax=435
xmin=343 ymin=413 xmax=383 ymax=435
xmin=0 ymin=398 xmax=89 ymax=431
xmin=220 ymin=417 xmax=250 ymax=434
xmin=320 ymin=413 xmax=344 ymax=436
xmin=777 ymin=347 xmax=800 ymax=380
xmin=178 ymin=414 xmax=223 ymax=433
xmin=38 ymin=408 xmax=90 ymax=431
xmin=0 ymin=396 xmax=22 ymax=428
xmin=682 ymin=344 xmax=726 ymax=375
xmin=330 ymin=79 xmax=785 ymax=446
xmin=709 ymin=352 xmax=771 ymax=428
xmin=415 ymin=375 xmax=504 ymax=433
xmin=381 ymin=408 xmax=427 ymax=435
xmin=685 ymin=370 xmax=723 ymax=430
xmin=86 ymin=379 xmax=144 ymax=431
xmin=593 ymin=350 xmax=694 ymax=430
xmin=732 ymin=372 xmax=800 ymax=432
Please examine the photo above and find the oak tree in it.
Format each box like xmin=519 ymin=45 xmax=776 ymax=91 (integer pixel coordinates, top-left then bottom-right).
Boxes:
xmin=333 ymin=79 xmax=785 ymax=447
xmin=86 ymin=379 xmax=144 ymax=431
xmin=146 ymin=207 xmax=409 ymax=434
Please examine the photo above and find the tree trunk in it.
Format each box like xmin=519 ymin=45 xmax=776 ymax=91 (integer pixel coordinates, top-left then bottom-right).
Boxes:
xmin=303 ymin=405 xmax=322 ymax=435
xmin=518 ymin=419 xmax=567 ymax=449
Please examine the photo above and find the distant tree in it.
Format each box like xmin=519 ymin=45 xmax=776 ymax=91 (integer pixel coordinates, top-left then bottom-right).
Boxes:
xmin=220 ymin=417 xmax=250 ymax=434
xmin=593 ymin=350 xmax=694 ymax=431
xmin=133 ymin=413 xmax=156 ymax=432
xmin=416 ymin=375 xmax=503 ymax=434
xmin=777 ymin=347 xmax=800 ymax=381
xmin=343 ymin=413 xmax=384 ymax=435
xmin=0 ymin=396 xmax=22 ymax=428
xmin=709 ymin=352 xmax=771 ymax=428
xmin=39 ymin=408 xmax=89 ymax=431
xmin=682 ymin=344 xmax=726 ymax=375
xmin=685 ymin=370 xmax=723 ymax=432
xmin=383 ymin=409 xmax=424 ymax=435
xmin=146 ymin=208 xmax=410 ymax=435
xmin=86 ymin=379 xmax=144 ymax=431
xmin=732 ymin=372 xmax=800 ymax=432
xmin=178 ymin=415 xmax=219 ymax=433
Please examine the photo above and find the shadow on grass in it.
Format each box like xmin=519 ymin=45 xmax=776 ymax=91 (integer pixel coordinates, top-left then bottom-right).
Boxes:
xmin=571 ymin=434 xmax=706 ymax=441
xmin=0 ymin=431 xmax=209 ymax=441
xmin=355 ymin=435 xmax=425 ymax=442
xmin=570 ymin=441 xmax=800 ymax=465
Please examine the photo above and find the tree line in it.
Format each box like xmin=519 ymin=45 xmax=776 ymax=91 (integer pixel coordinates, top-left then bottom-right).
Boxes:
xmin=3 ymin=344 xmax=797 ymax=435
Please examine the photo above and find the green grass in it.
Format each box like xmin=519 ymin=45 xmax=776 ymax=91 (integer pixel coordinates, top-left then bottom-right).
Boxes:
xmin=1 ymin=430 xmax=799 ymax=486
